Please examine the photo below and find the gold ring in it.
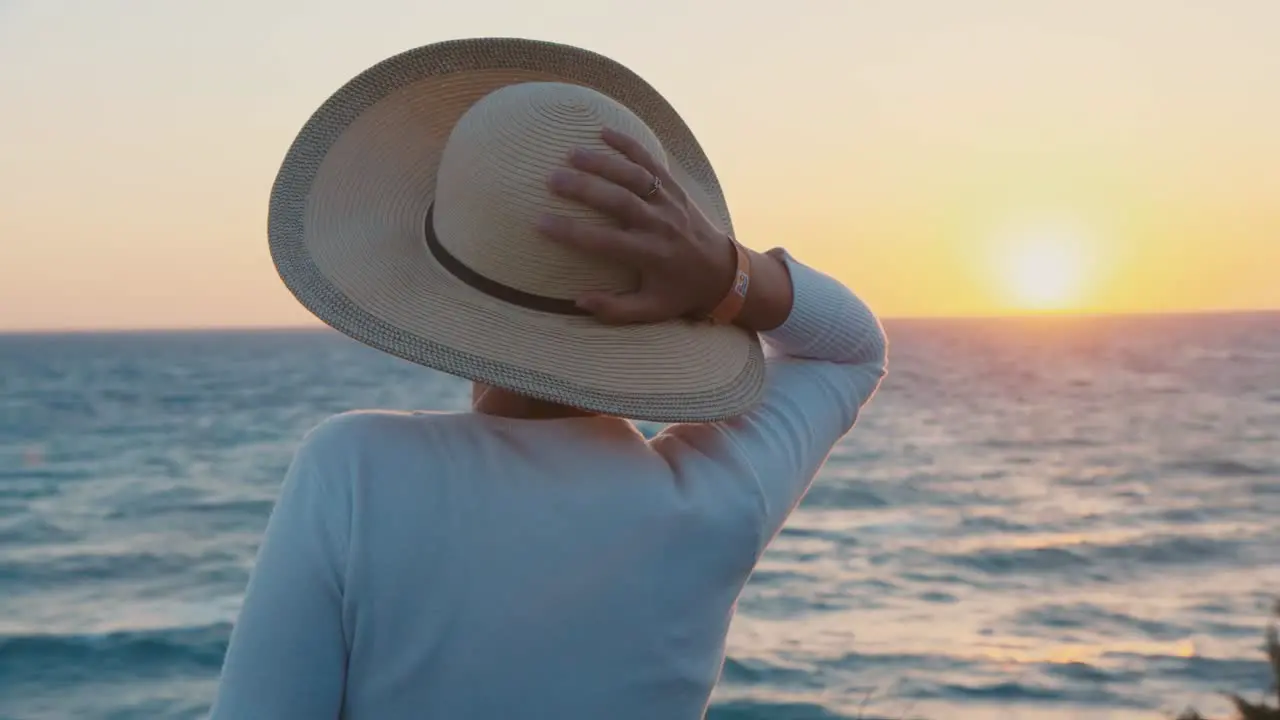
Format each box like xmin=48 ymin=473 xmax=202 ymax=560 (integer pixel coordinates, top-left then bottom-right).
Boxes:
xmin=642 ymin=174 xmax=662 ymax=199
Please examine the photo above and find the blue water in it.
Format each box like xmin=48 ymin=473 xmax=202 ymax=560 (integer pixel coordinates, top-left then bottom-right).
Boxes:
xmin=2 ymin=314 xmax=1278 ymax=720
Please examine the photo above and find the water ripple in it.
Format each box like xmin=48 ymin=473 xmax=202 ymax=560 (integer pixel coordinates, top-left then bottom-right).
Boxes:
xmin=2 ymin=317 xmax=1278 ymax=719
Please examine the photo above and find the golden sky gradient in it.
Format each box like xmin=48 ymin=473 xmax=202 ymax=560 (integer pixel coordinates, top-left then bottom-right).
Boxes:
xmin=1 ymin=0 xmax=1277 ymax=331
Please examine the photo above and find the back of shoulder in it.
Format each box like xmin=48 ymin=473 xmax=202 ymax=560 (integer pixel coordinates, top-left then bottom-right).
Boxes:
xmin=294 ymin=410 xmax=445 ymax=468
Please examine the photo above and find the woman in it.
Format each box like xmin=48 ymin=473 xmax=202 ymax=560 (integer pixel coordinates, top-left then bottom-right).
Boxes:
xmin=211 ymin=38 xmax=886 ymax=719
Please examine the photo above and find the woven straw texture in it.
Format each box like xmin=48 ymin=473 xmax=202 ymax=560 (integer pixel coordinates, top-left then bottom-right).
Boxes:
xmin=269 ymin=38 xmax=764 ymax=422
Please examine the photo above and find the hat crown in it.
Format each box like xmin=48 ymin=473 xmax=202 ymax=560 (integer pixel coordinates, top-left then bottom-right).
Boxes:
xmin=433 ymin=82 xmax=667 ymax=300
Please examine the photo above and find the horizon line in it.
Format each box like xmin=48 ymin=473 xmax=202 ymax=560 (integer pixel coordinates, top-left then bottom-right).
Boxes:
xmin=2 ymin=306 xmax=1278 ymax=337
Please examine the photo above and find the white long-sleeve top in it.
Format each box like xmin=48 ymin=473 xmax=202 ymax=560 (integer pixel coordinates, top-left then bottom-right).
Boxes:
xmin=210 ymin=251 xmax=888 ymax=719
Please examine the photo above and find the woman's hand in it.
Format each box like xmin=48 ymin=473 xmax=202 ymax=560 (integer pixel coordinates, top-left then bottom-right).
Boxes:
xmin=536 ymin=128 xmax=738 ymax=324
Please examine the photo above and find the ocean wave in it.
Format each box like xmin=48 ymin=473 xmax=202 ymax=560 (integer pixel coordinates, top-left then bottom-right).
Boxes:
xmin=1013 ymin=603 xmax=1190 ymax=641
xmin=1040 ymin=660 xmax=1142 ymax=684
xmin=797 ymin=483 xmax=891 ymax=509
xmin=943 ymin=546 xmax=1093 ymax=575
xmin=720 ymin=658 xmax=823 ymax=687
xmin=0 ymin=623 xmax=229 ymax=687
xmin=825 ymin=651 xmax=972 ymax=674
xmin=899 ymin=678 xmax=1134 ymax=706
xmin=941 ymin=533 xmax=1248 ymax=577
xmin=1168 ymin=458 xmax=1273 ymax=477
xmin=722 ymin=650 xmax=979 ymax=687
xmin=104 ymin=494 xmax=274 ymax=524
xmin=0 ymin=515 xmax=80 ymax=545
xmin=716 ymin=646 xmax=1262 ymax=716
xmin=5 ymin=320 xmax=1278 ymax=718
xmin=777 ymin=526 xmax=859 ymax=544
xmin=0 ymin=472 xmax=80 ymax=502
xmin=1106 ymin=652 xmax=1275 ymax=686
xmin=957 ymin=514 xmax=1035 ymax=533
xmin=0 ymin=466 xmax=91 ymax=483
xmin=0 ymin=547 xmax=240 ymax=586
xmin=707 ymin=700 xmax=854 ymax=720
xmin=746 ymin=569 xmax=817 ymax=586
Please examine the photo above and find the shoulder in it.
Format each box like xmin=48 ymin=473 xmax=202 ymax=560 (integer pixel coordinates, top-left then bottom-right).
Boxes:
xmin=292 ymin=410 xmax=453 ymax=467
xmin=302 ymin=409 xmax=425 ymax=443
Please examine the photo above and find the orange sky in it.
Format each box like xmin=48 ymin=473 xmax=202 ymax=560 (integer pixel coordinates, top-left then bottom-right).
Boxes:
xmin=1 ymin=0 xmax=1278 ymax=331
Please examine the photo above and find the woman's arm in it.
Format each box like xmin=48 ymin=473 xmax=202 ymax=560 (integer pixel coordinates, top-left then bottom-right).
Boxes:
xmin=538 ymin=127 xmax=887 ymax=552
xmin=730 ymin=245 xmax=795 ymax=334
xmin=679 ymin=249 xmax=887 ymax=552
xmin=209 ymin=426 xmax=351 ymax=719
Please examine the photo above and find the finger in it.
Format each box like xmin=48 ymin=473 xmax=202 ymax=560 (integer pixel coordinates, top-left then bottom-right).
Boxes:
xmin=536 ymin=214 xmax=655 ymax=267
xmin=568 ymin=147 xmax=657 ymax=199
xmin=575 ymin=290 xmax=671 ymax=325
xmin=601 ymin=128 xmax=676 ymax=188
xmin=549 ymin=169 xmax=656 ymax=228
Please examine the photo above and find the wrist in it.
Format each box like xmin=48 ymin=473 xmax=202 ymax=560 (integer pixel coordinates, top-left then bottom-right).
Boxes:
xmin=733 ymin=247 xmax=793 ymax=333
xmin=691 ymin=232 xmax=737 ymax=316
xmin=703 ymin=234 xmax=751 ymax=325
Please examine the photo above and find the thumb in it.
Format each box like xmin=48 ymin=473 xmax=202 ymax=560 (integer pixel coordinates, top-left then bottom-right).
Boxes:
xmin=576 ymin=291 xmax=670 ymax=325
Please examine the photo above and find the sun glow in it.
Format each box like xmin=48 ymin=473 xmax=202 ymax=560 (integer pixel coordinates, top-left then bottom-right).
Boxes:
xmin=996 ymin=228 xmax=1091 ymax=312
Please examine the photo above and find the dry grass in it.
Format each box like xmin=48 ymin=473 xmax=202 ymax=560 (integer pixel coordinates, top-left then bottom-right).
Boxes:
xmin=1177 ymin=602 xmax=1280 ymax=720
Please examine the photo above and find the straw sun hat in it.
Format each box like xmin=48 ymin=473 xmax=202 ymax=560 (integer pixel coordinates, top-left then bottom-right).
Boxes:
xmin=269 ymin=37 xmax=764 ymax=422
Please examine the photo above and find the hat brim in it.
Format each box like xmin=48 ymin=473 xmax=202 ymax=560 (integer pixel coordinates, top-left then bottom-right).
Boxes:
xmin=269 ymin=38 xmax=764 ymax=422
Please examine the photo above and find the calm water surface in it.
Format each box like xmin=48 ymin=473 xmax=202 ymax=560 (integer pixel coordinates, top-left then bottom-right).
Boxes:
xmin=2 ymin=314 xmax=1278 ymax=719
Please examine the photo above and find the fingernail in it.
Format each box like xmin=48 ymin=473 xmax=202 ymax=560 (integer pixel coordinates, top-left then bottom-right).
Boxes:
xmin=548 ymin=169 xmax=572 ymax=189
xmin=569 ymin=147 xmax=590 ymax=161
xmin=536 ymin=214 xmax=559 ymax=232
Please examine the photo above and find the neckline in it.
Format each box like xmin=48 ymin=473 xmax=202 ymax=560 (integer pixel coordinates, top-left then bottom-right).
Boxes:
xmin=470 ymin=411 xmax=644 ymax=437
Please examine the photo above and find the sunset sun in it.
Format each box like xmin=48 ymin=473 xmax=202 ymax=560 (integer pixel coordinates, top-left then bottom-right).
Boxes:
xmin=997 ymin=229 xmax=1090 ymax=312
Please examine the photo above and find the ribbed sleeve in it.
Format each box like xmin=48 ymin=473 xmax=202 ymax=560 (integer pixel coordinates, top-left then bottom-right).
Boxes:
xmin=762 ymin=249 xmax=888 ymax=370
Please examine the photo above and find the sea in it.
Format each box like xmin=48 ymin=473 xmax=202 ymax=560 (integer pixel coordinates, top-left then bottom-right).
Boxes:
xmin=1 ymin=313 xmax=1278 ymax=720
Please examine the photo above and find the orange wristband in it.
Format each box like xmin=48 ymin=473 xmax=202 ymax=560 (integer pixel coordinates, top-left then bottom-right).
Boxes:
xmin=707 ymin=237 xmax=751 ymax=325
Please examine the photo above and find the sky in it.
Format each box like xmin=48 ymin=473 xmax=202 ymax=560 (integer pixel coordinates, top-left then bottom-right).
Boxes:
xmin=1 ymin=0 xmax=1278 ymax=331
